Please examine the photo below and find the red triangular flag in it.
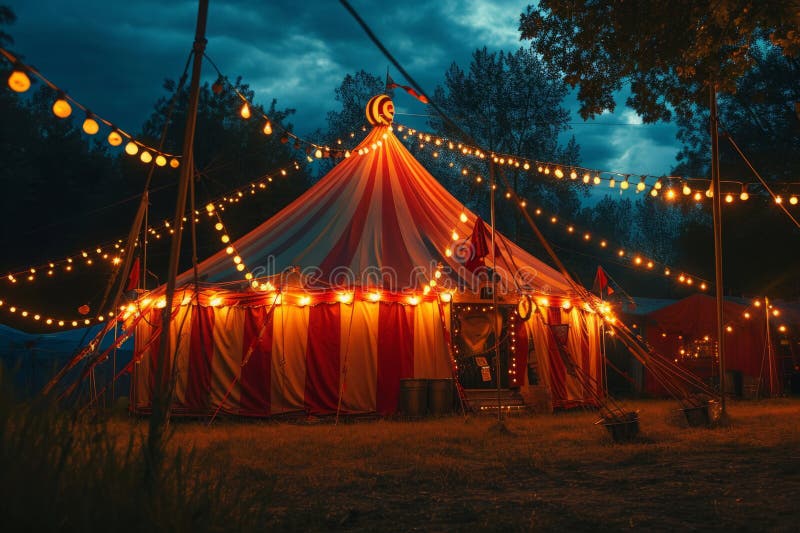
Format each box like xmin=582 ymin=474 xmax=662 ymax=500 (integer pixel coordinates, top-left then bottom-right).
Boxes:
xmin=386 ymin=73 xmax=429 ymax=104
xmin=125 ymin=257 xmax=140 ymax=292
xmin=465 ymin=217 xmax=502 ymax=271
xmin=592 ymin=266 xmax=615 ymax=297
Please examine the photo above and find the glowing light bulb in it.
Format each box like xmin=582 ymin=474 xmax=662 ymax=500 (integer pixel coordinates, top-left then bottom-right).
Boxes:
xmin=315 ymin=148 xmax=323 ymax=158
xmin=682 ymin=184 xmax=691 ymax=195
xmin=221 ymin=235 xmax=230 ymax=243
xmin=107 ymin=130 xmax=123 ymax=146
xmin=125 ymin=141 xmax=139 ymax=156
xmin=298 ymin=295 xmax=311 ymax=307
xmin=694 ymin=192 xmax=703 ymax=201
xmin=620 ymin=179 xmax=629 ymax=190
xmin=82 ymin=115 xmax=100 ymax=135
xmin=225 ymin=246 xmax=234 ymax=254
xmin=215 ymin=222 xmax=224 ymax=231
xmin=140 ymin=151 xmax=153 ymax=164
xmin=240 ymin=102 xmax=251 ymax=119
xmin=8 ymin=68 xmax=31 ymax=92
xmin=236 ymin=264 xmax=245 ymax=272
xmin=155 ymin=155 xmax=167 ymax=167
xmin=407 ymin=295 xmax=420 ymax=306
xmin=609 ymin=178 xmax=616 ymax=188
xmin=593 ymin=175 xmax=601 ymax=185
xmin=459 ymin=212 xmax=468 ymax=223
xmin=665 ymin=189 xmax=676 ymax=200
xmin=440 ymin=292 xmax=452 ymax=303
xmin=169 ymin=158 xmax=180 ymax=168
xmin=368 ymin=291 xmax=381 ymax=302
xmin=791 ymin=196 xmax=799 ymax=205
xmin=52 ymin=95 xmax=72 ymax=118
xmin=233 ymin=255 xmax=242 ymax=264
xmin=725 ymin=193 xmax=733 ymax=203
xmin=451 ymin=230 xmax=459 ymax=241
xmin=337 ymin=292 xmax=353 ymax=304
xmin=554 ymin=168 xmax=564 ymax=179
xmin=263 ymin=120 xmax=272 ymax=135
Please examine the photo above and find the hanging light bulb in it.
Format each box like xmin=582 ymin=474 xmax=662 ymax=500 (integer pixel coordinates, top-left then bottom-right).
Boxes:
xmin=240 ymin=102 xmax=251 ymax=119
xmin=706 ymin=188 xmax=713 ymax=198
xmin=315 ymin=148 xmax=323 ymax=158
xmin=775 ymin=195 xmax=783 ymax=204
xmin=140 ymin=150 xmax=153 ymax=164
xmin=459 ymin=212 xmax=468 ymax=223
xmin=554 ymin=167 xmax=564 ymax=179
xmin=155 ymin=155 xmax=167 ymax=167
xmin=694 ymin=191 xmax=703 ymax=201
xmin=665 ymin=189 xmax=676 ymax=200
xmin=263 ymin=120 xmax=273 ymax=135
xmin=52 ymin=93 xmax=72 ymax=118
xmin=7 ymin=66 xmax=31 ymax=92
xmin=654 ymin=180 xmax=663 ymax=190
xmin=724 ymin=193 xmax=734 ymax=203
xmin=593 ymin=174 xmax=601 ymax=185
xmin=609 ymin=178 xmax=616 ymax=188
xmin=682 ymin=183 xmax=692 ymax=195
xmin=169 ymin=158 xmax=180 ymax=168
xmin=619 ymin=177 xmax=630 ymax=190
xmin=82 ymin=112 xmax=100 ymax=135
xmin=790 ymin=196 xmax=799 ymax=205
xmin=636 ymin=176 xmax=646 ymax=192
xmin=740 ymin=185 xmax=749 ymax=201
xmin=107 ymin=130 xmax=123 ymax=146
xmin=124 ymin=141 xmax=139 ymax=156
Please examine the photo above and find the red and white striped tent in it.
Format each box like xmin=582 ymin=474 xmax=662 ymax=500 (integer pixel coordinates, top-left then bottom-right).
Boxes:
xmin=129 ymin=102 xmax=604 ymax=416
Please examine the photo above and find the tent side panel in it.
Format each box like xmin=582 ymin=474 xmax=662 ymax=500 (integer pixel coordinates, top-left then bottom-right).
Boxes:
xmin=210 ymin=307 xmax=245 ymax=413
xmin=376 ymin=302 xmax=414 ymax=415
xmin=339 ymin=300 xmax=379 ymax=413
xmin=270 ymin=305 xmax=309 ymax=414
xmin=239 ymin=306 xmax=274 ymax=415
xmin=304 ymin=304 xmax=342 ymax=414
xmin=184 ymin=305 xmax=215 ymax=412
xmin=171 ymin=305 xmax=193 ymax=408
xmin=413 ymin=301 xmax=451 ymax=379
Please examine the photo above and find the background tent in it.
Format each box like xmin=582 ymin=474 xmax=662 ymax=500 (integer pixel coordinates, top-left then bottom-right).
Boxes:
xmin=128 ymin=118 xmax=604 ymax=417
xmin=641 ymin=294 xmax=793 ymax=397
xmin=0 ymin=323 xmax=132 ymax=398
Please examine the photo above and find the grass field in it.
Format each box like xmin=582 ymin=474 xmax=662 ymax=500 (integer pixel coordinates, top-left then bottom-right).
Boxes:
xmin=3 ymin=395 xmax=799 ymax=531
xmin=135 ymin=398 xmax=800 ymax=531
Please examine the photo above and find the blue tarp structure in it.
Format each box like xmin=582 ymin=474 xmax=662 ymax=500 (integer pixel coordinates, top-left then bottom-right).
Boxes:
xmin=0 ymin=323 xmax=133 ymax=400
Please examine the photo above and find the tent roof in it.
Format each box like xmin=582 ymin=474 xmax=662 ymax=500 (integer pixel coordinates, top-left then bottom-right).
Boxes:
xmin=178 ymin=124 xmax=577 ymax=298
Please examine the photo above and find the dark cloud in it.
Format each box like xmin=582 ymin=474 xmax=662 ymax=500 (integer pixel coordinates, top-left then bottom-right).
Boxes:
xmin=3 ymin=0 xmax=680 ymax=176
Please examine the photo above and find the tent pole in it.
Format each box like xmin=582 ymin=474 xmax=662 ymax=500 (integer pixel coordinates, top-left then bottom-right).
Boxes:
xmin=709 ymin=84 xmax=727 ymax=413
xmin=765 ymin=296 xmax=773 ymax=396
xmin=489 ymin=160 xmax=502 ymax=424
xmin=151 ymin=0 xmax=208 ymax=449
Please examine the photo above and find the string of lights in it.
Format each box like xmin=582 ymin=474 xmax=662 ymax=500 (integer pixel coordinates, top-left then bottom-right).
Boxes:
xmin=393 ymin=123 xmax=800 ymax=208
xmin=1 ymin=46 xmax=182 ymax=168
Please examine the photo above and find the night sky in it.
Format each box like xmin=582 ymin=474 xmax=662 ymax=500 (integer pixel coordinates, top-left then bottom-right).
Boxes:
xmin=4 ymin=0 xmax=680 ymax=178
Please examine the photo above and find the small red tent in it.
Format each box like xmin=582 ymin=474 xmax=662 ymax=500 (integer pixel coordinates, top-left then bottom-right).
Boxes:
xmin=643 ymin=294 xmax=784 ymax=396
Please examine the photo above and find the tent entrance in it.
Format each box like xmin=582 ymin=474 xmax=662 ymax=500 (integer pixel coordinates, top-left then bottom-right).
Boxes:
xmin=451 ymin=303 xmax=514 ymax=389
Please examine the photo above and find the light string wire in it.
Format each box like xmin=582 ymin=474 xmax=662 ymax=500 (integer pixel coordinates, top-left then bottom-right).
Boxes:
xmin=0 ymin=46 xmax=182 ymax=163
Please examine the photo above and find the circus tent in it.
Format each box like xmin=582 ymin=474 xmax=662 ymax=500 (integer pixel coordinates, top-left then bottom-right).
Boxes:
xmin=127 ymin=100 xmax=604 ymax=417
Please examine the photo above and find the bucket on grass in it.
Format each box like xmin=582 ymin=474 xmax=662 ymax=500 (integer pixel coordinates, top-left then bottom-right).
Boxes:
xmin=427 ymin=379 xmax=454 ymax=415
xmin=681 ymin=399 xmax=721 ymax=427
xmin=398 ymin=379 xmax=428 ymax=417
xmin=601 ymin=411 xmax=640 ymax=442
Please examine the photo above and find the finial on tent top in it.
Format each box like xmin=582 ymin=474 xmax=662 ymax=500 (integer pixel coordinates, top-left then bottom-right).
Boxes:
xmin=366 ymin=94 xmax=394 ymax=126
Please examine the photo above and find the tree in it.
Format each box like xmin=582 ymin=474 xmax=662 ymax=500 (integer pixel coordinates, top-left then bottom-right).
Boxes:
xmin=315 ymin=70 xmax=387 ymax=177
xmin=673 ymin=46 xmax=800 ymax=181
xmin=427 ymin=47 xmax=580 ymax=238
xmin=520 ymin=1 xmax=800 ymax=123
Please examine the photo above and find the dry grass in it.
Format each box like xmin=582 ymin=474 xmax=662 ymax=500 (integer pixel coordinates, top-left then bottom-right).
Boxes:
xmin=103 ymin=398 xmax=800 ymax=531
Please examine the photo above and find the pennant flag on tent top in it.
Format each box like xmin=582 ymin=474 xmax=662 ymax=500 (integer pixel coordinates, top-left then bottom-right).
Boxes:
xmin=592 ymin=265 xmax=615 ymax=298
xmin=125 ymin=257 xmax=141 ymax=292
xmin=465 ymin=217 xmax=502 ymax=271
xmin=386 ymin=73 xmax=429 ymax=104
